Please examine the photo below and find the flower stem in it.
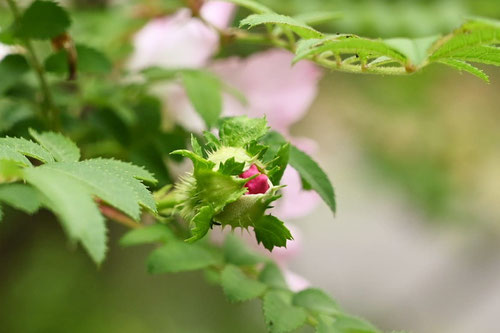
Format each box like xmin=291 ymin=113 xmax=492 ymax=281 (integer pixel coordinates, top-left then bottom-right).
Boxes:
xmin=6 ymin=0 xmax=60 ymax=130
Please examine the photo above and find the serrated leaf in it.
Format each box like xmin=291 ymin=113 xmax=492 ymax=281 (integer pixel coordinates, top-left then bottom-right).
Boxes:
xmin=203 ymin=131 xmax=221 ymax=150
xmin=0 ymin=146 xmax=32 ymax=167
xmin=147 ymin=241 xmax=218 ymax=273
xmin=120 ymin=224 xmax=174 ymax=247
xmin=186 ymin=205 xmax=214 ymax=243
xmin=438 ymin=59 xmax=489 ymax=82
xmin=218 ymin=157 xmax=245 ymax=175
xmin=254 ymin=215 xmax=293 ymax=251
xmin=0 ymin=137 xmax=54 ymax=164
xmin=89 ymin=158 xmax=157 ymax=184
xmin=191 ymin=134 xmax=203 ymax=156
xmin=171 ymin=149 xmax=215 ymax=170
xmin=182 ymin=70 xmax=222 ymax=129
xmin=263 ymin=290 xmax=308 ymax=333
xmin=222 ymin=0 xmax=273 ymax=14
xmin=24 ymin=167 xmax=107 ymax=264
xmin=221 ymin=264 xmax=267 ymax=302
xmin=219 ymin=116 xmax=269 ymax=147
xmin=289 ymin=145 xmax=336 ymax=214
xmin=0 ymin=183 xmax=41 ymax=214
xmin=445 ymin=45 xmax=500 ymax=66
xmin=16 ymin=0 xmax=71 ymax=40
xmin=240 ymin=13 xmax=323 ymax=39
xmin=29 ymin=129 xmax=80 ymax=162
xmin=224 ymin=233 xmax=267 ymax=266
xmin=195 ymin=169 xmax=247 ymax=213
xmin=0 ymin=54 xmax=30 ymax=93
xmin=292 ymin=288 xmax=339 ymax=316
xmin=44 ymin=44 xmax=111 ymax=75
xmin=0 ymin=160 xmax=24 ymax=181
xmin=267 ymin=143 xmax=289 ymax=185
xmin=259 ymin=262 xmax=288 ymax=289
xmin=384 ymin=36 xmax=440 ymax=67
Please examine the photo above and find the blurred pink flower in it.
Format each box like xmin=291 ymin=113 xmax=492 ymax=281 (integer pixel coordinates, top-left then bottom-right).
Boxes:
xmin=0 ymin=44 xmax=10 ymax=61
xmin=128 ymin=1 xmax=234 ymax=70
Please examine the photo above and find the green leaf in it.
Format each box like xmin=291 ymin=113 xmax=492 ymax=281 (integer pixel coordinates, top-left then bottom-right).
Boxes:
xmin=0 ymin=146 xmax=32 ymax=167
xmin=289 ymin=145 xmax=336 ymax=214
xmin=16 ymin=0 xmax=71 ymax=40
xmin=0 ymin=160 xmax=24 ymax=180
xmin=0 ymin=54 xmax=30 ymax=93
xmin=195 ymin=169 xmax=247 ymax=213
xmin=222 ymin=0 xmax=273 ymax=14
xmin=254 ymin=215 xmax=293 ymax=251
xmin=267 ymin=143 xmax=290 ymax=185
xmin=29 ymin=129 xmax=80 ymax=162
xmin=240 ymin=13 xmax=323 ymax=39
xmin=44 ymin=44 xmax=112 ymax=75
xmin=438 ymin=59 xmax=489 ymax=82
xmin=0 ymin=100 xmax=34 ymax=132
xmin=292 ymin=288 xmax=339 ymax=316
xmin=120 ymin=224 xmax=174 ymax=247
xmin=384 ymin=36 xmax=440 ymax=67
xmin=186 ymin=205 xmax=215 ymax=243
xmin=0 ymin=183 xmax=41 ymax=214
xmin=203 ymin=131 xmax=221 ymax=150
xmin=147 ymin=241 xmax=218 ymax=273
xmin=24 ymin=167 xmax=107 ymax=264
xmin=315 ymin=314 xmax=336 ymax=333
xmin=0 ymin=137 xmax=54 ymax=164
xmin=293 ymin=12 xmax=343 ymax=26
xmin=221 ymin=264 xmax=267 ymax=302
xmin=171 ymin=149 xmax=215 ymax=170
xmin=263 ymin=290 xmax=308 ymax=333
xmin=218 ymin=157 xmax=245 ymax=175
xmin=191 ymin=134 xmax=204 ymax=156
xmin=182 ymin=70 xmax=222 ymax=129
xmin=219 ymin=116 xmax=269 ymax=147
xmin=259 ymin=262 xmax=288 ymax=289
xmin=330 ymin=314 xmax=382 ymax=333
xmin=445 ymin=45 xmax=500 ymax=66
xmin=224 ymin=233 xmax=267 ymax=266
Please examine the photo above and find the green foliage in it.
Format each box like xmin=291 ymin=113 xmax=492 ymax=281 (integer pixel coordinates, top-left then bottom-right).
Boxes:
xmin=0 ymin=183 xmax=41 ymax=214
xmin=223 ymin=0 xmax=273 ymax=14
xmin=259 ymin=262 xmax=288 ymax=289
xmin=254 ymin=215 xmax=293 ymax=251
xmin=224 ymin=233 xmax=268 ymax=266
xmin=289 ymin=145 xmax=336 ymax=214
xmin=221 ymin=264 xmax=267 ymax=302
xmin=263 ymin=290 xmax=308 ymax=333
xmin=29 ymin=129 xmax=80 ymax=162
xmin=292 ymin=288 xmax=339 ymax=316
xmin=438 ymin=58 xmax=489 ymax=82
xmin=185 ymin=205 xmax=215 ymax=243
xmin=182 ymin=70 xmax=222 ymax=129
xmin=16 ymin=0 xmax=71 ymax=40
xmin=240 ymin=13 xmax=324 ymax=38
xmin=0 ymin=137 xmax=55 ymax=165
xmin=44 ymin=44 xmax=112 ymax=75
xmin=147 ymin=241 xmax=219 ymax=273
xmin=0 ymin=54 xmax=29 ymax=94
xmin=219 ymin=116 xmax=269 ymax=147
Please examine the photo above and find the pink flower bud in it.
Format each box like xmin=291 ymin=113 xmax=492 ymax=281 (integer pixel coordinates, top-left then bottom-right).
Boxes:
xmin=239 ymin=164 xmax=270 ymax=194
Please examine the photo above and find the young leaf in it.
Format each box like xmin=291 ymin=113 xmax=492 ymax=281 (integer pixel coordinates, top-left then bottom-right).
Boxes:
xmin=182 ymin=70 xmax=222 ymax=129
xmin=195 ymin=169 xmax=247 ymax=213
xmin=120 ymin=224 xmax=174 ymax=247
xmin=329 ymin=314 xmax=382 ymax=333
xmin=0 ymin=54 xmax=29 ymax=93
xmin=29 ymin=129 xmax=80 ymax=162
xmin=289 ymin=145 xmax=336 ymax=214
xmin=147 ymin=241 xmax=218 ymax=273
xmin=16 ymin=0 xmax=71 ymax=40
xmin=438 ymin=59 xmax=489 ymax=82
xmin=267 ymin=143 xmax=290 ymax=185
xmin=253 ymin=215 xmax=293 ymax=251
xmin=0 ymin=183 xmax=41 ymax=214
xmin=383 ymin=36 xmax=441 ymax=67
xmin=24 ymin=167 xmax=107 ymax=264
xmin=190 ymin=134 xmax=204 ymax=156
xmin=219 ymin=116 xmax=269 ymax=147
xmin=185 ymin=205 xmax=215 ymax=243
xmin=263 ymin=290 xmax=308 ymax=333
xmin=221 ymin=265 xmax=267 ymax=302
xmin=0 ymin=137 xmax=54 ymax=164
xmin=218 ymin=157 xmax=245 ymax=175
xmin=292 ymin=288 xmax=339 ymax=316
xmin=171 ymin=149 xmax=215 ymax=170
xmin=44 ymin=44 xmax=112 ymax=75
xmin=240 ymin=13 xmax=323 ymax=39
xmin=224 ymin=233 xmax=268 ymax=266
xmin=444 ymin=45 xmax=500 ymax=66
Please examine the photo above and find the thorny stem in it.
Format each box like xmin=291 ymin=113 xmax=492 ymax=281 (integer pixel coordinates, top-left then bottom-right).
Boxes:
xmin=99 ymin=205 xmax=142 ymax=229
xmin=6 ymin=0 xmax=60 ymax=130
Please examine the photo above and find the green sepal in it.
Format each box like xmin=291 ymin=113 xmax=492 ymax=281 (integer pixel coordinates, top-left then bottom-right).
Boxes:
xmin=185 ymin=205 xmax=215 ymax=243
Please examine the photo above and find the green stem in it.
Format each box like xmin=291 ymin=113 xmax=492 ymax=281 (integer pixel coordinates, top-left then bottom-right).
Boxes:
xmin=6 ymin=0 xmax=60 ymax=130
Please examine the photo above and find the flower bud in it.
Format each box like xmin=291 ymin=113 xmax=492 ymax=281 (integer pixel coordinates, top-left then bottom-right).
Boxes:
xmin=239 ymin=164 xmax=270 ymax=195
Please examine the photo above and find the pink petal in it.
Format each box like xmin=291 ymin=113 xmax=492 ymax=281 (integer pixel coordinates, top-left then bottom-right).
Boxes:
xmin=201 ymin=1 xmax=235 ymax=29
xmin=283 ymin=269 xmax=311 ymax=292
xmin=128 ymin=9 xmax=219 ymax=70
xmin=210 ymin=49 xmax=322 ymax=132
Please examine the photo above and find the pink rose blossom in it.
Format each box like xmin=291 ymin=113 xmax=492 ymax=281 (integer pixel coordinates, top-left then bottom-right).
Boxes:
xmin=239 ymin=164 xmax=270 ymax=194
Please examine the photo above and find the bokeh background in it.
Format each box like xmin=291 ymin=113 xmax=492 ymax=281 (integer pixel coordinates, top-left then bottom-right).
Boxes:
xmin=1 ymin=0 xmax=499 ymax=332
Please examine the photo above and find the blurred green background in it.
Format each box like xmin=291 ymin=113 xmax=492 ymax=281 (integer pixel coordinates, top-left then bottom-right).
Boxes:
xmin=1 ymin=0 xmax=500 ymax=332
